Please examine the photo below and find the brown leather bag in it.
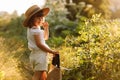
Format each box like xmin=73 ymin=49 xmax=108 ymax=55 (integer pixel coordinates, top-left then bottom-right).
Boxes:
xmin=47 ymin=54 xmax=62 ymax=80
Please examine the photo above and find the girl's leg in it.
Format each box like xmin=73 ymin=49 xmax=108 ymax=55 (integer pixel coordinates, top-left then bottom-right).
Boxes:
xmin=40 ymin=71 xmax=47 ymax=80
xmin=32 ymin=71 xmax=40 ymax=80
xmin=32 ymin=71 xmax=47 ymax=80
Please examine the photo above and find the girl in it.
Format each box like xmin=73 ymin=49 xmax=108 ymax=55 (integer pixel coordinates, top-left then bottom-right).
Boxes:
xmin=23 ymin=5 xmax=59 ymax=80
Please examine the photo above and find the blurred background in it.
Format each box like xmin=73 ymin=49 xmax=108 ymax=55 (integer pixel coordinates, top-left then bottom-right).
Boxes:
xmin=0 ymin=0 xmax=120 ymax=80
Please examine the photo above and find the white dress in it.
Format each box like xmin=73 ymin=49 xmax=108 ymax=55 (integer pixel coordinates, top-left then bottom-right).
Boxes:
xmin=27 ymin=26 xmax=49 ymax=71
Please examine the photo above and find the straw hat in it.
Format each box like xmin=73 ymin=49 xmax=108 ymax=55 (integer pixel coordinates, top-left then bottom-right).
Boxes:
xmin=23 ymin=5 xmax=50 ymax=27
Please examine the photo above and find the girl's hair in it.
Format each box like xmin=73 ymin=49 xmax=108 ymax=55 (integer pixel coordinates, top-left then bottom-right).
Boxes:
xmin=27 ymin=10 xmax=43 ymax=28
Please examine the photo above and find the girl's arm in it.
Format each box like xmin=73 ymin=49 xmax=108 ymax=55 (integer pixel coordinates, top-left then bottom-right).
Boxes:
xmin=43 ymin=22 xmax=49 ymax=40
xmin=34 ymin=34 xmax=58 ymax=54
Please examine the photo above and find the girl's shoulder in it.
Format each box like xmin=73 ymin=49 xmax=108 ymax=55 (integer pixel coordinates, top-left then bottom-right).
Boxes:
xmin=30 ymin=27 xmax=40 ymax=31
xmin=28 ymin=27 xmax=43 ymax=35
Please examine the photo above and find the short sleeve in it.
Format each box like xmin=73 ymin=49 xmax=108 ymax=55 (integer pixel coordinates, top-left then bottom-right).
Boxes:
xmin=30 ymin=28 xmax=40 ymax=35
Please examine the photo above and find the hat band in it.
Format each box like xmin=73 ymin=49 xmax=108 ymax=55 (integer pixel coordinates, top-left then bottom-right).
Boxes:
xmin=27 ymin=7 xmax=40 ymax=17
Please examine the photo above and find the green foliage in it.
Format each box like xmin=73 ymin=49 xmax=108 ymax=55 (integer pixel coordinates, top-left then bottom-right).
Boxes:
xmin=0 ymin=37 xmax=24 ymax=80
xmin=65 ymin=0 xmax=111 ymax=20
xmin=61 ymin=14 xmax=120 ymax=80
xmin=47 ymin=36 xmax=64 ymax=47
xmin=0 ymin=14 xmax=31 ymax=80
xmin=45 ymin=0 xmax=77 ymax=38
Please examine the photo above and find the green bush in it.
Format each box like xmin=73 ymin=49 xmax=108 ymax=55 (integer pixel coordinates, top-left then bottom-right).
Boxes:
xmin=61 ymin=14 xmax=120 ymax=80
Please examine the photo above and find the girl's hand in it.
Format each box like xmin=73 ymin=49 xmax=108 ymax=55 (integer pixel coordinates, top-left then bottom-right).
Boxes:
xmin=52 ymin=50 xmax=59 ymax=54
xmin=52 ymin=50 xmax=59 ymax=57
xmin=42 ymin=22 xmax=49 ymax=40
xmin=42 ymin=22 xmax=49 ymax=30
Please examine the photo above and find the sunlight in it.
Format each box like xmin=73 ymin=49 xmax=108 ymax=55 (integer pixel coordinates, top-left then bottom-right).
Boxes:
xmin=0 ymin=0 xmax=46 ymax=15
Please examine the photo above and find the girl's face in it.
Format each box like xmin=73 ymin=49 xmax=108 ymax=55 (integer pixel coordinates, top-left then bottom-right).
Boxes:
xmin=33 ymin=16 xmax=45 ymax=26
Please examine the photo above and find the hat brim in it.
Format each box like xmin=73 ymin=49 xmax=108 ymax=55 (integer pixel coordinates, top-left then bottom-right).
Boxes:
xmin=23 ymin=8 xmax=50 ymax=27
